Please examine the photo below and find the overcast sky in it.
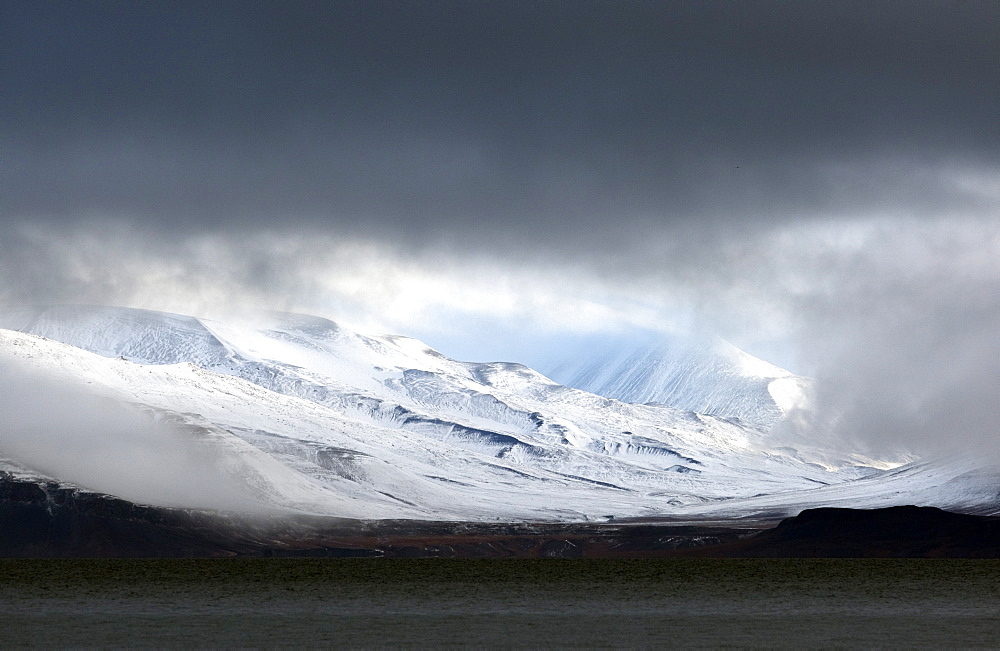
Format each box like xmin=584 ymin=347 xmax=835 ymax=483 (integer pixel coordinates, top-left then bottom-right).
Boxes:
xmin=2 ymin=1 xmax=999 ymax=453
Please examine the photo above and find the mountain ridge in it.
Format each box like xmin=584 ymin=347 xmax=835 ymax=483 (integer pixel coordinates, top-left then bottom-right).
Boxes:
xmin=0 ymin=304 xmax=996 ymax=521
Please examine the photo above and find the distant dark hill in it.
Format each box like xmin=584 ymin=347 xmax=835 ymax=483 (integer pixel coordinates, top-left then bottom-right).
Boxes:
xmin=0 ymin=473 xmax=378 ymax=558
xmin=701 ymin=506 xmax=1000 ymax=558
xmin=4 ymin=471 xmax=1000 ymax=558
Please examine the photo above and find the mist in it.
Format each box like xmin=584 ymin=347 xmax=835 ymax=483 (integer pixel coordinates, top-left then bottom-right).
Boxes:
xmin=788 ymin=219 xmax=1000 ymax=460
xmin=0 ymin=358 xmax=274 ymax=512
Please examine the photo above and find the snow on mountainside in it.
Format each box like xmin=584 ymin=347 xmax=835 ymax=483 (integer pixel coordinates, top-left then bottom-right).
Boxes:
xmin=0 ymin=305 xmax=996 ymax=520
xmin=542 ymin=334 xmax=810 ymax=429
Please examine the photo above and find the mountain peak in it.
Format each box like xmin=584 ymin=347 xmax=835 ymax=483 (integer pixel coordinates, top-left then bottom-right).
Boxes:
xmin=541 ymin=333 xmax=801 ymax=427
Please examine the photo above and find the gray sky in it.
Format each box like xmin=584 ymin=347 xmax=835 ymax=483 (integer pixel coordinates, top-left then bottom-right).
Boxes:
xmin=2 ymin=1 xmax=1000 ymax=455
xmin=4 ymin=1 xmax=997 ymax=236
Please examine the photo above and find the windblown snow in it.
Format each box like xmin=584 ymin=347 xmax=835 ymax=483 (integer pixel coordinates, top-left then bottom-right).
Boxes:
xmin=0 ymin=305 xmax=995 ymax=520
xmin=542 ymin=334 xmax=810 ymax=429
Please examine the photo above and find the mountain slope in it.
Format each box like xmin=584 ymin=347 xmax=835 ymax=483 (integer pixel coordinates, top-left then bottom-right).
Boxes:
xmin=542 ymin=334 xmax=809 ymax=428
xmin=0 ymin=305 xmax=994 ymax=520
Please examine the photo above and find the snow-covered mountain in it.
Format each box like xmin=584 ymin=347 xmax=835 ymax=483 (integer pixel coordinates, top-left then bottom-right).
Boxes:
xmin=0 ymin=305 xmax=995 ymax=520
xmin=542 ymin=334 xmax=809 ymax=429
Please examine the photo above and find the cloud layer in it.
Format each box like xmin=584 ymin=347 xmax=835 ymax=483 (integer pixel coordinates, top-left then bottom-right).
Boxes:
xmin=3 ymin=1 xmax=997 ymax=241
xmin=2 ymin=2 xmax=999 ymax=459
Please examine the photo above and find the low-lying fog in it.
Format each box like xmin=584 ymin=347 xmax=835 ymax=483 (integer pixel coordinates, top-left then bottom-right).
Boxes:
xmin=0 ymin=358 xmax=273 ymax=513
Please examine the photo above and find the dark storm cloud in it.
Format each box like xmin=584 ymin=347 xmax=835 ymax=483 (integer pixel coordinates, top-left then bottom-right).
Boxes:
xmin=2 ymin=0 xmax=998 ymax=247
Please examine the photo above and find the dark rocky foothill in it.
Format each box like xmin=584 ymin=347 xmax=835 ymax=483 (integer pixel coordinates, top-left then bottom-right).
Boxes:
xmin=0 ymin=473 xmax=397 ymax=558
xmin=3 ymin=474 xmax=1000 ymax=558
xmin=701 ymin=505 xmax=1000 ymax=558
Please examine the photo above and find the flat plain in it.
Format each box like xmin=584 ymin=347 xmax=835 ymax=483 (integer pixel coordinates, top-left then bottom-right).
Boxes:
xmin=2 ymin=558 xmax=999 ymax=647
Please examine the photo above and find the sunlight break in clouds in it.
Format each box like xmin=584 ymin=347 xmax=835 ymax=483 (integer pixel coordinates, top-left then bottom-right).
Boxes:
xmin=0 ymin=220 xmax=692 ymax=346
